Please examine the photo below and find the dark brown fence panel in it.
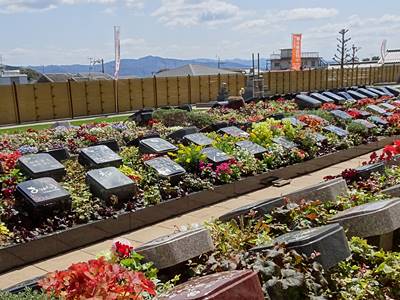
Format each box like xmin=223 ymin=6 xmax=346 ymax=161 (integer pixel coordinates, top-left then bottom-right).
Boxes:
xmin=16 ymin=84 xmax=37 ymax=122
xmin=70 ymin=81 xmax=88 ymax=117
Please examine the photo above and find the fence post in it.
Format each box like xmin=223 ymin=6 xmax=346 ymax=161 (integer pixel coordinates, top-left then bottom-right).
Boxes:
xmin=153 ymin=76 xmax=158 ymax=108
xmin=99 ymin=80 xmax=104 ymax=114
xmin=177 ymin=76 xmax=180 ymax=105
xmin=12 ymin=82 xmax=21 ymax=124
xmin=208 ymin=75 xmax=211 ymax=100
xmin=165 ymin=76 xmax=169 ymax=106
xmin=67 ymin=80 xmax=74 ymax=118
xmin=50 ymin=83 xmax=56 ymax=119
xmin=188 ymin=75 xmax=192 ymax=104
xmin=235 ymin=73 xmax=239 ymax=95
xmin=128 ymin=79 xmax=133 ymax=111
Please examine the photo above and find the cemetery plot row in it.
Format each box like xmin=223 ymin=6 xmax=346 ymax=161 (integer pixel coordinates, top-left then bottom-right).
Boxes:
xmin=5 ymin=140 xmax=400 ymax=300
xmin=1 ymin=92 xmax=400 ymax=272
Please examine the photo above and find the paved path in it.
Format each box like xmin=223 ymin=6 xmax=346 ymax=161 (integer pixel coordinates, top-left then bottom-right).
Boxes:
xmin=0 ymin=152 xmax=374 ymax=289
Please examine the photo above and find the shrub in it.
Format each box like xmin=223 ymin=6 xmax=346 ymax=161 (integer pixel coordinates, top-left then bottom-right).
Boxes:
xmin=186 ymin=111 xmax=214 ymax=128
xmin=152 ymin=109 xmax=188 ymax=127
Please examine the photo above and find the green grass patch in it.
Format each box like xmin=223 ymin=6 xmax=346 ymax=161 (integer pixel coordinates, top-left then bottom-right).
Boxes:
xmin=0 ymin=115 xmax=129 ymax=135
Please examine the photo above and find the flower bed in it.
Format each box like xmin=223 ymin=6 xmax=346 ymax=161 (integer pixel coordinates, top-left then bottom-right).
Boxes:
xmin=4 ymin=142 xmax=400 ymax=299
xmin=1 ymin=96 xmax=400 ymax=273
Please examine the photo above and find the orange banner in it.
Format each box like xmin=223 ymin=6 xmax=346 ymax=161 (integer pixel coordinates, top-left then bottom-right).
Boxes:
xmin=291 ymin=33 xmax=302 ymax=71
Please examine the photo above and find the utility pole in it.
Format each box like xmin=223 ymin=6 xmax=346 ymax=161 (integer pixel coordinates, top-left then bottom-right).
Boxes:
xmin=333 ymin=28 xmax=351 ymax=85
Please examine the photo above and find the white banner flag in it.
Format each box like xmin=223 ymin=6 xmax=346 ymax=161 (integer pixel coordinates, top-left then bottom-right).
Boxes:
xmin=114 ymin=26 xmax=121 ymax=79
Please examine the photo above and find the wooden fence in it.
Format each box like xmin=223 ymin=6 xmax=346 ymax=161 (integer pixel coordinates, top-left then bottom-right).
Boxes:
xmin=0 ymin=65 xmax=399 ymax=126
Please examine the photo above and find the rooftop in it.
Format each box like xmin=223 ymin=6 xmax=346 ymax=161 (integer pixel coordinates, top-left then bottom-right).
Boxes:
xmin=379 ymin=49 xmax=400 ymax=64
xmin=155 ymin=64 xmax=239 ymax=77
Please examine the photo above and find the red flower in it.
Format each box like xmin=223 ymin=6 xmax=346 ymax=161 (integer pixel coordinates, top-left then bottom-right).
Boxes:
xmin=321 ymin=103 xmax=338 ymax=111
xmin=347 ymin=109 xmax=361 ymax=119
xmin=113 ymin=241 xmax=133 ymax=258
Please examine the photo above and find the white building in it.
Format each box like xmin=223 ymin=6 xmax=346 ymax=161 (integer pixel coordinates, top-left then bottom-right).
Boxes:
xmin=0 ymin=70 xmax=28 ymax=85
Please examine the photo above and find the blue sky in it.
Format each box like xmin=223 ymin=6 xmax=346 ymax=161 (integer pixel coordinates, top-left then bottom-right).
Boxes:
xmin=0 ymin=0 xmax=399 ymax=65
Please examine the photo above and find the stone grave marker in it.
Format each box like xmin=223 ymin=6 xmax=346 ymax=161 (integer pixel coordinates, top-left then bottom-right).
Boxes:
xmin=16 ymin=177 xmax=71 ymax=211
xmin=200 ymin=122 xmax=229 ymax=133
xmin=129 ymin=108 xmax=154 ymax=125
xmin=284 ymin=178 xmax=348 ymax=204
xmin=272 ymin=136 xmax=298 ymax=149
xmin=354 ymin=162 xmax=385 ymax=180
xmin=330 ymin=110 xmax=352 ymax=121
xmin=94 ymin=139 xmax=120 ymax=152
xmin=322 ymin=91 xmax=346 ymax=104
xmin=385 ymin=86 xmax=400 ymax=96
xmin=367 ymin=87 xmax=387 ymax=97
xmin=235 ymin=140 xmax=267 ymax=158
xmin=201 ymin=147 xmax=231 ymax=164
xmin=283 ymin=117 xmax=306 ymax=127
xmin=78 ymin=145 xmax=122 ymax=169
xmin=337 ymin=91 xmax=355 ymax=101
xmin=251 ymin=224 xmax=350 ymax=269
xmin=329 ymin=199 xmax=400 ymax=250
xmin=376 ymin=87 xmax=395 ymax=97
xmin=135 ymin=228 xmax=214 ymax=269
xmin=382 ymin=184 xmax=400 ymax=197
xmin=219 ymin=196 xmax=286 ymax=222
xmin=156 ymin=270 xmax=264 ymax=300
xmin=312 ymin=132 xmax=328 ymax=143
xmin=168 ymin=127 xmax=199 ymax=142
xmin=323 ymin=125 xmax=349 ymax=138
xmin=183 ymin=133 xmax=214 ymax=146
xmin=145 ymin=156 xmax=186 ymax=179
xmin=295 ymin=94 xmax=321 ymax=109
xmin=357 ymin=88 xmax=379 ymax=98
xmin=18 ymin=153 xmax=66 ymax=181
xmin=86 ymin=167 xmax=137 ymax=202
xmin=218 ymin=126 xmax=250 ymax=138
xmin=366 ymin=105 xmax=389 ymax=116
xmin=347 ymin=90 xmax=367 ymax=100
xmin=139 ymin=137 xmax=178 ymax=155
xmin=43 ymin=148 xmax=70 ymax=162
xmin=220 ymin=178 xmax=348 ymax=222
xmin=353 ymin=119 xmax=377 ymax=129
xmin=368 ymin=116 xmax=388 ymax=127
xmin=349 ymin=108 xmax=371 ymax=118
xmin=379 ymin=102 xmax=396 ymax=111
xmin=310 ymin=92 xmax=334 ymax=103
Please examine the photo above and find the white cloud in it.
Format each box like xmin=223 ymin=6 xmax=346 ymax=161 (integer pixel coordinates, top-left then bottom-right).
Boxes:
xmin=236 ymin=7 xmax=338 ymax=31
xmin=152 ymin=0 xmax=244 ymax=27
xmin=0 ymin=0 xmax=144 ymax=13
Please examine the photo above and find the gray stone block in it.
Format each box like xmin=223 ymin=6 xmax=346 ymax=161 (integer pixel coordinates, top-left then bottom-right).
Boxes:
xmin=329 ymin=199 xmax=400 ymax=240
xmin=251 ymin=224 xmax=350 ymax=269
xmin=135 ymin=228 xmax=214 ymax=269
xmin=382 ymin=184 xmax=400 ymax=197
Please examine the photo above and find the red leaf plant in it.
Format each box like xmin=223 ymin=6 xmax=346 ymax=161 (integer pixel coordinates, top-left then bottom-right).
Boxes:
xmin=39 ymin=257 xmax=156 ymax=300
xmin=0 ymin=150 xmax=21 ymax=172
xmin=347 ymin=109 xmax=362 ymax=119
xmin=320 ymin=103 xmax=338 ymax=111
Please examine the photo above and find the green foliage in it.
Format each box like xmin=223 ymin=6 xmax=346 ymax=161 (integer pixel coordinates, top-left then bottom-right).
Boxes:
xmin=169 ymin=144 xmax=206 ymax=172
xmin=347 ymin=121 xmax=369 ymax=137
xmin=152 ymin=109 xmax=189 ymax=127
xmin=143 ymin=185 xmax=162 ymax=206
xmin=120 ymin=146 xmax=142 ymax=169
xmin=186 ymin=111 xmax=214 ymax=128
xmin=119 ymin=251 xmax=158 ymax=280
xmin=331 ymin=237 xmax=400 ymax=300
xmin=0 ymin=289 xmax=57 ymax=300
xmin=250 ymin=118 xmax=284 ymax=147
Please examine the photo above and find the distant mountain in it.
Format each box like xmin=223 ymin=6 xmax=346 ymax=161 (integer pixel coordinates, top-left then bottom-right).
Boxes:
xmin=28 ymin=56 xmax=268 ymax=77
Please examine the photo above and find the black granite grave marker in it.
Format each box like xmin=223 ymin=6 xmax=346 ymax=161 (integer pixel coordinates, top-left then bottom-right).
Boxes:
xmin=168 ymin=127 xmax=199 ymax=142
xmin=94 ymin=139 xmax=120 ymax=152
xmin=16 ymin=177 xmax=71 ymax=211
xmin=251 ymin=224 xmax=350 ymax=269
xmin=355 ymin=162 xmax=385 ymax=180
xmin=201 ymin=147 xmax=231 ymax=164
xmin=347 ymin=90 xmax=367 ymax=100
xmin=376 ymin=87 xmax=395 ymax=97
xmin=330 ymin=110 xmax=352 ymax=121
xmin=18 ymin=153 xmax=66 ymax=181
xmin=235 ymin=140 xmax=267 ymax=158
xmin=366 ymin=87 xmax=387 ymax=97
xmin=323 ymin=125 xmax=349 ymax=137
xmin=78 ymin=145 xmax=122 ymax=169
xmin=322 ymin=91 xmax=346 ymax=104
xmin=295 ymin=94 xmax=321 ymax=109
xmin=369 ymin=116 xmax=388 ymax=127
xmin=366 ymin=105 xmax=389 ymax=116
xmin=337 ymin=91 xmax=355 ymax=101
xmin=272 ymin=136 xmax=298 ymax=149
xmin=283 ymin=117 xmax=306 ymax=127
xmin=310 ymin=92 xmax=334 ymax=103
xmin=218 ymin=126 xmax=250 ymax=138
xmin=353 ymin=119 xmax=377 ymax=129
xmin=200 ymin=122 xmax=229 ymax=133
xmin=129 ymin=108 xmax=154 ymax=125
xmin=183 ymin=133 xmax=214 ymax=146
xmin=385 ymin=86 xmax=400 ymax=96
xmin=379 ymin=102 xmax=396 ymax=111
xmin=312 ymin=132 xmax=328 ymax=143
xmin=139 ymin=138 xmax=178 ymax=154
xmin=86 ymin=167 xmax=137 ymax=202
xmin=357 ymin=88 xmax=378 ymax=98
xmin=145 ymin=156 xmax=186 ymax=179
xmin=43 ymin=148 xmax=70 ymax=162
